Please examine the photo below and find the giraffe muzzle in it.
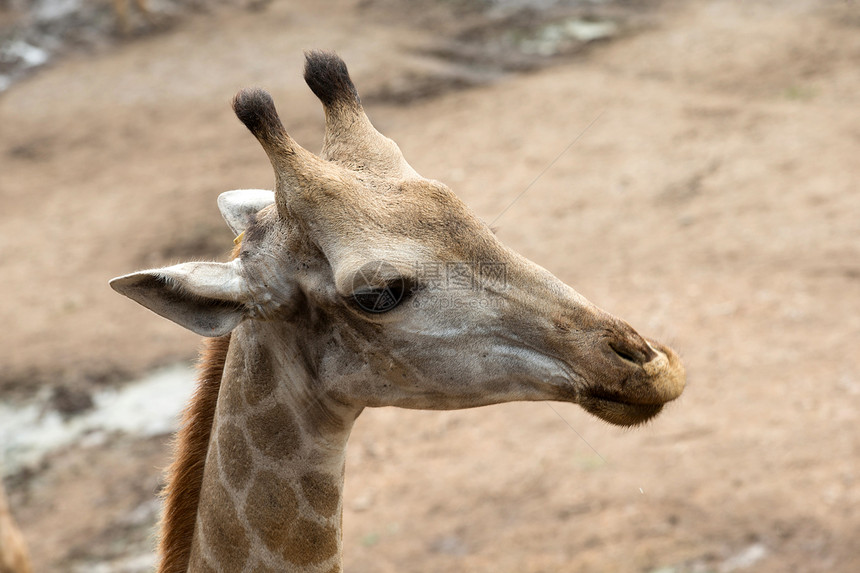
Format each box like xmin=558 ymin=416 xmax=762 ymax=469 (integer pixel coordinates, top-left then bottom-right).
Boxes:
xmin=574 ymin=331 xmax=686 ymax=426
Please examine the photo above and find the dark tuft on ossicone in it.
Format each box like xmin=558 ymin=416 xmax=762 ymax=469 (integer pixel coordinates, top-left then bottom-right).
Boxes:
xmin=303 ymin=50 xmax=360 ymax=108
xmin=232 ymin=88 xmax=288 ymax=144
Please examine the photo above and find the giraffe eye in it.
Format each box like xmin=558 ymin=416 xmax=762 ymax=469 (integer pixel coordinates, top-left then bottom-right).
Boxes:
xmin=351 ymin=281 xmax=407 ymax=313
xmin=348 ymin=261 xmax=415 ymax=314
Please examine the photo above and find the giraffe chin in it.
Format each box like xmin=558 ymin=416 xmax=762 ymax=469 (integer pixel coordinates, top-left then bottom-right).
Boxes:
xmin=578 ymin=395 xmax=665 ymax=427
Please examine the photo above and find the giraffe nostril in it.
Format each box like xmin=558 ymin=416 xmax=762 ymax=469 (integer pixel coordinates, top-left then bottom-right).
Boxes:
xmin=607 ymin=333 xmax=658 ymax=367
xmin=608 ymin=341 xmax=645 ymax=366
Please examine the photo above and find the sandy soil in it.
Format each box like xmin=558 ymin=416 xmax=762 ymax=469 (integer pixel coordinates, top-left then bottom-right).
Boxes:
xmin=1 ymin=0 xmax=858 ymax=571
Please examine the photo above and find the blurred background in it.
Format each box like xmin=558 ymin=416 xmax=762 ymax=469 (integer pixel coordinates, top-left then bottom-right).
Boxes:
xmin=1 ymin=0 xmax=858 ymax=571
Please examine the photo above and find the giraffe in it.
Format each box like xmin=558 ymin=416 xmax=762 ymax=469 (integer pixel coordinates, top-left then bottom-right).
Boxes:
xmin=0 ymin=480 xmax=32 ymax=573
xmin=111 ymin=51 xmax=685 ymax=572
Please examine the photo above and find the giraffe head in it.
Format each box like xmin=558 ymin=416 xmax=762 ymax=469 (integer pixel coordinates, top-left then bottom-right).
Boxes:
xmin=111 ymin=51 xmax=684 ymax=426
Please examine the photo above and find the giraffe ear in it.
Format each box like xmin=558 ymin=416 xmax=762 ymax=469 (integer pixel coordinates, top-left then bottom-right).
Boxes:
xmin=217 ymin=189 xmax=275 ymax=236
xmin=110 ymin=259 xmax=250 ymax=337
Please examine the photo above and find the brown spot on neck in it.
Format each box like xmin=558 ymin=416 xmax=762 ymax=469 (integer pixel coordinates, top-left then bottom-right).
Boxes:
xmin=247 ymin=402 xmax=303 ymax=460
xmin=241 ymin=344 xmax=277 ymax=407
xmin=281 ymin=518 xmax=339 ymax=566
xmin=217 ymin=421 xmax=252 ymax=490
xmin=246 ymin=470 xmax=300 ymax=552
xmin=300 ymin=471 xmax=341 ymax=518
xmin=195 ymin=463 xmax=250 ymax=570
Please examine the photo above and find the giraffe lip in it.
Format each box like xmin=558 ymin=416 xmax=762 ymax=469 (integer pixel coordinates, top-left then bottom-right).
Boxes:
xmin=578 ymin=393 xmax=664 ymax=427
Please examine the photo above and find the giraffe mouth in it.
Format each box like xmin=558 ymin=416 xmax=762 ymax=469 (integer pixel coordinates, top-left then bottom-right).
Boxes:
xmin=578 ymin=392 xmax=665 ymax=427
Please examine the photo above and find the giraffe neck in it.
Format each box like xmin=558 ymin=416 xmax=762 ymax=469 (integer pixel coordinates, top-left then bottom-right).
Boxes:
xmin=187 ymin=321 xmax=359 ymax=572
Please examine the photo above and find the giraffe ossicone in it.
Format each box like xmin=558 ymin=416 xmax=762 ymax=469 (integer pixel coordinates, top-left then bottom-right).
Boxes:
xmin=110 ymin=50 xmax=685 ymax=572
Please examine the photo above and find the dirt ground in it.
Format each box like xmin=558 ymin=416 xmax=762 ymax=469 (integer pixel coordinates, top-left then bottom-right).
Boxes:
xmin=1 ymin=0 xmax=858 ymax=571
